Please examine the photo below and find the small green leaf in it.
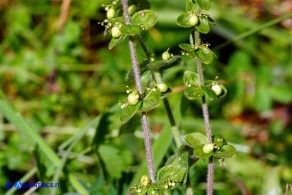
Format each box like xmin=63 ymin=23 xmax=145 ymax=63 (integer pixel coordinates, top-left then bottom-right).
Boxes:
xmin=195 ymin=0 xmax=212 ymax=11
xmin=193 ymin=146 xmax=213 ymax=159
xmin=183 ymin=71 xmax=200 ymax=86
xmin=184 ymin=86 xmax=204 ymax=100
xmin=195 ymin=17 xmax=210 ymax=34
xmin=108 ymin=35 xmax=126 ymax=50
xmin=147 ymin=56 xmax=183 ymax=71
xmin=140 ymin=89 xmax=160 ymax=112
xmin=213 ymin=144 xmax=237 ymax=159
xmin=184 ymin=132 xmax=208 ymax=148
xmin=157 ymin=152 xmax=188 ymax=183
xmin=195 ymin=46 xmax=214 ymax=64
xmin=212 ymin=135 xmax=227 ymax=148
xmin=132 ymin=10 xmax=157 ymax=30
xmin=201 ymin=85 xmax=217 ymax=101
xmin=120 ymin=24 xmax=142 ymax=35
xmin=176 ymin=13 xmax=192 ymax=28
xmin=161 ymin=56 xmax=183 ymax=70
xmin=120 ymin=101 xmax=142 ymax=123
xmin=179 ymin=43 xmax=196 ymax=52
xmin=186 ymin=0 xmax=200 ymax=13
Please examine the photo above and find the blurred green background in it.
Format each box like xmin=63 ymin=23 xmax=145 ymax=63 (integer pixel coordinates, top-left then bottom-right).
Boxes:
xmin=0 ymin=0 xmax=291 ymax=194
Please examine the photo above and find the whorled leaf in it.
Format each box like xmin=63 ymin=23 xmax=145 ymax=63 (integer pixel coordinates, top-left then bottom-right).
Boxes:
xmin=213 ymin=144 xmax=237 ymax=159
xmin=194 ymin=45 xmax=214 ymax=64
xmin=139 ymin=89 xmax=160 ymax=112
xmin=120 ymin=101 xmax=142 ymax=123
xmin=195 ymin=17 xmax=210 ymax=34
xmin=195 ymin=0 xmax=211 ymax=11
xmin=132 ymin=10 xmax=157 ymax=30
xmin=184 ymin=132 xmax=208 ymax=148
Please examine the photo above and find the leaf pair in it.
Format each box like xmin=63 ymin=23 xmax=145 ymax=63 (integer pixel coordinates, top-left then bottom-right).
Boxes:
xmin=109 ymin=10 xmax=157 ymax=50
xmin=184 ymin=133 xmax=236 ymax=159
xmin=183 ymin=71 xmax=227 ymax=101
xmin=180 ymin=44 xmax=215 ymax=64
xmin=120 ymin=89 xmax=160 ymax=123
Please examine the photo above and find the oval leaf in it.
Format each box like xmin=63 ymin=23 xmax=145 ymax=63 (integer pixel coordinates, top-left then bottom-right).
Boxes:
xmin=184 ymin=132 xmax=208 ymax=148
xmin=186 ymin=0 xmax=200 ymax=13
xmin=212 ymin=135 xmax=227 ymax=148
xmin=120 ymin=101 xmax=142 ymax=123
xmin=213 ymin=144 xmax=237 ymax=159
xmin=201 ymin=85 xmax=217 ymax=101
xmin=176 ymin=13 xmax=192 ymax=28
xmin=157 ymin=152 xmax=188 ymax=183
xmin=195 ymin=46 xmax=214 ymax=64
xmin=195 ymin=0 xmax=211 ymax=11
xmin=120 ymin=24 xmax=142 ymax=35
xmin=179 ymin=43 xmax=196 ymax=52
xmin=108 ymin=35 xmax=126 ymax=50
xmin=132 ymin=10 xmax=157 ymax=30
xmin=184 ymin=86 xmax=204 ymax=100
xmin=140 ymin=89 xmax=160 ymax=112
xmin=193 ymin=146 xmax=213 ymax=159
xmin=183 ymin=71 xmax=200 ymax=86
xmin=147 ymin=56 xmax=183 ymax=71
xmin=195 ymin=17 xmax=210 ymax=34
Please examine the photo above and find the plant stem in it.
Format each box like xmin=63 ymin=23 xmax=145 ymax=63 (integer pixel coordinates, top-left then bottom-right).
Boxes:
xmin=153 ymin=71 xmax=182 ymax=147
xmin=214 ymin=12 xmax=292 ymax=50
xmin=193 ymin=31 xmax=212 ymax=143
xmin=121 ymin=0 xmax=156 ymax=182
xmin=138 ymin=36 xmax=182 ymax=147
xmin=192 ymin=30 xmax=213 ymax=195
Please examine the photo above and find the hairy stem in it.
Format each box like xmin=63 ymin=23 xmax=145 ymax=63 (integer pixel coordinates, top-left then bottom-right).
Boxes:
xmin=138 ymin=36 xmax=182 ymax=147
xmin=121 ymin=0 xmax=155 ymax=182
xmin=193 ymin=30 xmax=213 ymax=194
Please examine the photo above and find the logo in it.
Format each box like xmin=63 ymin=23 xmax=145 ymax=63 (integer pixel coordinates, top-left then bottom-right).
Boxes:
xmin=5 ymin=181 xmax=13 ymax=189
xmin=14 ymin=181 xmax=23 ymax=189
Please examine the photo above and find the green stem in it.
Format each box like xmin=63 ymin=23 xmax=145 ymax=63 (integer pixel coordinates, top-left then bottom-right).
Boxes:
xmin=214 ymin=12 xmax=292 ymax=50
xmin=152 ymin=71 xmax=182 ymax=147
xmin=138 ymin=36 xmax=182 ymax=147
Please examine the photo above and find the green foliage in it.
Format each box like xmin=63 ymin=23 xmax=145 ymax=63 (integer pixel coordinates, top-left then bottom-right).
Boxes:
xmin=132 ymin=10 xmax=158 ymax=30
